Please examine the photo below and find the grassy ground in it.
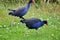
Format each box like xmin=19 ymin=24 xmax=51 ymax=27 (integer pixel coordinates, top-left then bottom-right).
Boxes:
xmin=0 ymin=3 xmax=60 ymax=40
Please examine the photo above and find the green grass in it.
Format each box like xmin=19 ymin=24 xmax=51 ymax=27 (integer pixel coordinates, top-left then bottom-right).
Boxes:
xmin=0 ymin=3 xmax=60 ymax=40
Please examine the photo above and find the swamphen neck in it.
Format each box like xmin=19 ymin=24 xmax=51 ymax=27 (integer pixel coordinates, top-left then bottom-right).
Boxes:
xmin=25 ymin=0 xmax=34 ymax=9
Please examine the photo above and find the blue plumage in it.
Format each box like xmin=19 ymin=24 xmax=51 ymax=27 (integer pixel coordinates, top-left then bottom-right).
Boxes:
xmin=20 ymin=18 xmax=48 ymax=30
xmin=9 ymin=0 xmax=35 ymax=19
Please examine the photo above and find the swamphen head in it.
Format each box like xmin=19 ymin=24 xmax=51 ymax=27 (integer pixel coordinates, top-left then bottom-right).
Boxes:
xmin=29 ymin=0 xmax=38 ymax=8
xmin=43 ymin=20 xmax=48 ymax=25
xmin=20 ymin=18 xmax=48 ymax=30
xmin=29 ymin=0 xmax=35 ymax=3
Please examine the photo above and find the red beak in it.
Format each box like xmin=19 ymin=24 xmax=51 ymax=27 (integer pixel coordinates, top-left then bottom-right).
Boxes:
xmin=32 ymin=0 xmax=35 ymax=3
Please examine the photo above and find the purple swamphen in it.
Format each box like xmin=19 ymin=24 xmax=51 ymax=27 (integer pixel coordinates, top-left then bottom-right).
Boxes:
xmin=8 ymin=0 xmax=36 ymax=19
xmin=20 ymin=18 xmax=48 ymax=30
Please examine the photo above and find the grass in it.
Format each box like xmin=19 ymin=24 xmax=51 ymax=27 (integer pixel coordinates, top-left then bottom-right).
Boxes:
xmin=0 ymin=3 xmax=60 ymax=40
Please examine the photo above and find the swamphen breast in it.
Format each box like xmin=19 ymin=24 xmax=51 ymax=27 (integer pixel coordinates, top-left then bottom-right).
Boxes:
xmin=9 ymin=0 xmax=35 ymax=19
xmin=20 ymin=18 xmax=48 ymax=30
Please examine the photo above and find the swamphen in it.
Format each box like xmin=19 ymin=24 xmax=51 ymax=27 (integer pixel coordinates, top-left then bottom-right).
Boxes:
xmin=9 ymin=0 xmax=35 ymax=19
xmin=20 ymin=18 xmax=48 ymax=30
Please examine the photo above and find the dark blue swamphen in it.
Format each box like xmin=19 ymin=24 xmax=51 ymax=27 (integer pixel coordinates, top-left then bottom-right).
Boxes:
xmin=20 ymin=18 xmax=48 ymax=30
xmin=9 ymin=0 xmax=36 ymax=19
xmin=20 ymin=18 xmax=48 ymax=34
